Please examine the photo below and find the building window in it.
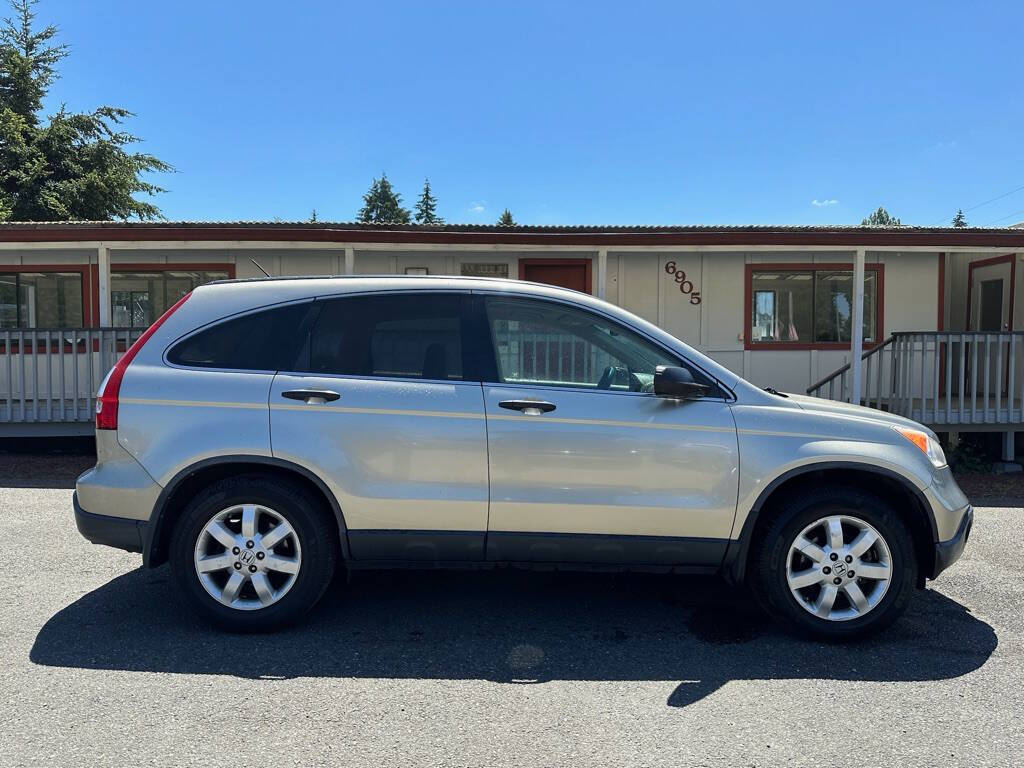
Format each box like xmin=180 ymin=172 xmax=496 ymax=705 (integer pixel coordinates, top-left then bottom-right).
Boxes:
xmin=460 ymin=263 xmax=509 ymax=278
xmin=111 ymin=269 xmax=229 ymax=327
xmin=0 ymin=272 xmax=84 ymax=329
xmin=748 ymin=266 xmax=880 ymax=346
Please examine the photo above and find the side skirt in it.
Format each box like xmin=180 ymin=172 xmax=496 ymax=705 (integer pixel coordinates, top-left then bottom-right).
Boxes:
xmin=344 ymin=560 xmax=721 ymax=575
xmin=347 ymin=528 xmax=729 ymax=570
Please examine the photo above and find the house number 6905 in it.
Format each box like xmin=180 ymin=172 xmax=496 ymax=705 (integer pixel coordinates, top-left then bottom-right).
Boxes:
xmin=664 ymin=261 xmax=702 ymax=305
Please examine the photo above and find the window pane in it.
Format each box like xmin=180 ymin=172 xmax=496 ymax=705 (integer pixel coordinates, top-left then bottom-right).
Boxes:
xmin=484 ymin=297 xmax=682 ymax=391
xmin=0 ymin=272 xmax=83 ymax=328
xmin=168 ymin=302 xmax=311 ymax=371
xmin=0 ymin=275 xmax=17 ymax=328
xmin=306 ymin=294 xmax=464 ymax=380
xmin=813 ymin=271 xmax=877 ymax=343
xmin=112 ymin=270 xmax=229 ymax=327
xmin=750 ymin=272 xmax=813 ymax=343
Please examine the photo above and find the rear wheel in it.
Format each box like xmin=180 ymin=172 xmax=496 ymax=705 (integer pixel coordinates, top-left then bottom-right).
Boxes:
xmin=170 ymin=475 xmax=338 ymax=631
xmin=751 ymin=486 xmax=917 ymax=640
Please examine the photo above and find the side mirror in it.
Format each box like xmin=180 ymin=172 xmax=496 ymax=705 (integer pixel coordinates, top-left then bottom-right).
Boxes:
xmin=654 ymin=365 xmax=708 ymax=400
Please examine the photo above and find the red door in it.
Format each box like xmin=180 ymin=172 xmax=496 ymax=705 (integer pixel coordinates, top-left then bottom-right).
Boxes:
xmin=520 ymin=259 xmax=591 ymax=294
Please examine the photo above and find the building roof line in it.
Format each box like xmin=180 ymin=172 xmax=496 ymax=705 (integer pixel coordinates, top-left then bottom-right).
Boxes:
xmin=0 ymin=220 xmax=1023 ymax=247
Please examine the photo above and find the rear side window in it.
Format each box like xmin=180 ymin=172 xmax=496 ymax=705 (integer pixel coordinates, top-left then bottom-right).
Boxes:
xmin=167 ymin=302 xmax=312 ymax=371
xmin=306 ymin=293 xmax=465 ymax=380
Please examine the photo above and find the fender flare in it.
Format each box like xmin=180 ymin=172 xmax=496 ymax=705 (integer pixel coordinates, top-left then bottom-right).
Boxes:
xmin=143 ymin=454 xmax=350 ymax=567
xmin=720 ymin=460 xmax=936 ymax=585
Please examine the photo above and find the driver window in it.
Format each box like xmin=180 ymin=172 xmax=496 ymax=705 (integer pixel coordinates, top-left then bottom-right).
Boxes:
xmin=484 ymin=296 xmax=682 ymax=392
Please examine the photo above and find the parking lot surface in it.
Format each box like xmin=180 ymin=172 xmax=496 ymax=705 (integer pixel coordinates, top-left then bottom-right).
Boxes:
xmin=1 ymin=459 xmax=1021 ymax=767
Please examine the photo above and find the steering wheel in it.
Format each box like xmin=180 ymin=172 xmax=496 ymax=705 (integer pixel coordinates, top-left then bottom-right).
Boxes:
xmin=597 ymin=365 xmax=620 ymax=390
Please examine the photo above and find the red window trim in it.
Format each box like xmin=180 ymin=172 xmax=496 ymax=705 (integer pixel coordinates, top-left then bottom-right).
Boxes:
xmin=744 ymin=262 xmax=886 ymax=351
xmin=111 ymin=262 xmax=235 ymax=276
xmin=0 ymin=264 xmax=97 ymax=327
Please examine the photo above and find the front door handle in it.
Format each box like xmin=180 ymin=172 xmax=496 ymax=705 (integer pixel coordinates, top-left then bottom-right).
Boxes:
xmin=282 ymin=389 xmax=340 ymax=404
xmin=498 ymin=399 xmax=556 ymax=415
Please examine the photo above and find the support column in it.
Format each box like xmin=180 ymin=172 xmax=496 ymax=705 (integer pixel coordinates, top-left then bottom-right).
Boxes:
xmin=344 ymin=246 xmax=354 ymax=276
xmin=850 ymin=247 xmax=866 ymax=404
xmin=97 ymin=244 xmax=111 ymax=326
xmin=596 ymin=248 xmax=608 ymax=299
xmin=1002 ymin=431 xmax=1015 ymax=462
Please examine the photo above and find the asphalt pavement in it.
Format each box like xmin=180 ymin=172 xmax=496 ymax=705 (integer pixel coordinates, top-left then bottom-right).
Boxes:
xmin=0 ymin=463 xmax=1021 ymax=767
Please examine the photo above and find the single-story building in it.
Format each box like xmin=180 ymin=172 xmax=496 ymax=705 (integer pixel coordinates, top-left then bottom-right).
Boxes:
xmin=3 ymin=221 xmax=1024 ymax=442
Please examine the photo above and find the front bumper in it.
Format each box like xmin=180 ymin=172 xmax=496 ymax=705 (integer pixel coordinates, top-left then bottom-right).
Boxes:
xmin=931 ymin=505 xmax=973 ymax=579
xmin=73 ymin=491 xmax=147 ymax=553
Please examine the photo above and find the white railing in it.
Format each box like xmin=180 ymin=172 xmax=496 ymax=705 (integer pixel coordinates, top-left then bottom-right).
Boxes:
xmin=808 ymin=331 xmax=1024 ymax=427
xmin=0 ymin=328 xmax=143 ymax=423
xmin=496 ymin=330 xmax=617 ymax=387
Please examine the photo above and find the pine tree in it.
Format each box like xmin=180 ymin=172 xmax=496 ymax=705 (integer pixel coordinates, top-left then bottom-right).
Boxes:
xmin=0 ymin=0 xmax=171 ymax=220
xmin=413 ymin=178 xmax=443 ymax=225
xmin=952 ymin=209 xmax=968 ymax=228
xmin=861 ymin=207 xmax=901 ymax=227
xmin=357 ymin=173 xmax=410 ymax=224
xmin=309 ymin=208 xmax=317 ymax=222
xmin=497 ymin=208 xmax=516 ymax=226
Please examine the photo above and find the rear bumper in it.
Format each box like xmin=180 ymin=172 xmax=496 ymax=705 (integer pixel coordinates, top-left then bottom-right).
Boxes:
xmin=73 ymin=491 xmax=147 ymax=553
xmin=931 ymin=505 xmax=973 ymax=579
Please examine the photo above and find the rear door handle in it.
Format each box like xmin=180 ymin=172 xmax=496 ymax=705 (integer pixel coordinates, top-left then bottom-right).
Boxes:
xmin=498 ymin=399 xmax=556 ymax=415
xmin=282 ymin=389 xmax=340 ymax=404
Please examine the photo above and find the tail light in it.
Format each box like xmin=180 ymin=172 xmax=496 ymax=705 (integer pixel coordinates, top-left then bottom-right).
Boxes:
xmin=95 ymin=291 xmax=192 ymax=430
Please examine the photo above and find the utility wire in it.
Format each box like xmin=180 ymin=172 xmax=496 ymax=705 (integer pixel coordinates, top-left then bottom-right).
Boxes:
xmin=985 ymin=208 xmax=1024 ymax=227
xmin=930 ymin=182 xmax=1024 ymax=226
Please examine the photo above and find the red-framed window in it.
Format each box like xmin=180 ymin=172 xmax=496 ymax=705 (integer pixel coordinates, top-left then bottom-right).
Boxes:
xmin=745 ymin=263 xmax=885 ymax=350
xmin=110 ymin=263 xmax=234 ymax=327
xmin=0 ymin=264 xmax=96 ymax=329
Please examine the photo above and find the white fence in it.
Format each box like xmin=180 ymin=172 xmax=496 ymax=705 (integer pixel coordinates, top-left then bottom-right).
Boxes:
xmin=0 ymin=328 xmax=142 ymax=424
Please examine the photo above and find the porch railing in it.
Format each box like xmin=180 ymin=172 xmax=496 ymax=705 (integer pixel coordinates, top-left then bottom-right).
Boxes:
xmin=806 ymin=336 xmax=895 ymax=409
xmin=0 ymin=328 xmax=143 ymax=424
xmin=808 ymin=330 xmax=1024 ymax=427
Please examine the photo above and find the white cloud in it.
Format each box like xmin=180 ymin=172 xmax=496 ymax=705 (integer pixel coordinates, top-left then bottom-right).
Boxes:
xmin=811 ymin=198 xmax=838 ymax=207
xmin=468 ymin=201 xmax=486 ymax=214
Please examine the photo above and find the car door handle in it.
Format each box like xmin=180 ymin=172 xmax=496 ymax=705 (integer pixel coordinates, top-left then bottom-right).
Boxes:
xmin=281 ymin=389 xmax=341 ymax=404
xmin=498 ymin=399 xmax=556 ymax=415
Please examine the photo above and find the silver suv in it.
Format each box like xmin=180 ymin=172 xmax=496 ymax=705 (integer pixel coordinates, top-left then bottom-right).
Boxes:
xmin=74 ymin=276 xmax=972 ymax=639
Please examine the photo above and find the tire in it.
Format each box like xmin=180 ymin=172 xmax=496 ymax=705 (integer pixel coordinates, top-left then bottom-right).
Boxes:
xmin=750 ymin=485 xmax=918 ymax=641
xmin=169 ymin=474 xmax=339 ymax=632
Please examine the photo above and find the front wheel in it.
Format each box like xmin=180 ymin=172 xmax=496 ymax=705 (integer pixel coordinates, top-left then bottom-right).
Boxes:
xmin=751 ymin=487 xmax=918 ymax=640
xmin=170 ymin=475 xmax=338 ymax=632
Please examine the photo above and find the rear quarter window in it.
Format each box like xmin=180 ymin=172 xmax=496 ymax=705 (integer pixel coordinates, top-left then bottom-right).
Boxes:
xmin=167 ymin=302 xmax=312 ymax=371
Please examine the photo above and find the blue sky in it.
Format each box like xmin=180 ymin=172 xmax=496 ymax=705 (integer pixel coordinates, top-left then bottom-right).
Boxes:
xmin=38 ymin=0 xmax=1024 ymax=226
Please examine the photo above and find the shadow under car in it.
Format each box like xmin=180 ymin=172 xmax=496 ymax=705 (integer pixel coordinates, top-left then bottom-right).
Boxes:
xmin=30 ymin=567 xmax=997 ymax=708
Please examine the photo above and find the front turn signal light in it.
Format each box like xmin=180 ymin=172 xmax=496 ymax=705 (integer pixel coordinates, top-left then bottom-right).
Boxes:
xmin=894 ymin=426 xmax=947 ymax=468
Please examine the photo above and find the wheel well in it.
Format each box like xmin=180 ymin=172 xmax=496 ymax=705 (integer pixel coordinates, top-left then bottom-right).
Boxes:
xmin=146 ymin=460 xmax=346 ymax=568
xmin=738 ymin=468 xmax=936 ymax=586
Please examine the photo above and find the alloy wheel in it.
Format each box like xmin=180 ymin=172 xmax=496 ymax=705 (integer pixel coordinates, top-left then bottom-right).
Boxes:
xmin=785 ymin=514 xmax=892 ymax=622
xmin=193 ymin=504 xmax=302 ymax=611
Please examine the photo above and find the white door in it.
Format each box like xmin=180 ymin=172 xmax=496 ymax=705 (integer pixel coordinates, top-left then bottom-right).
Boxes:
xmin=968 ymin=259 xmax=1013 ymax=397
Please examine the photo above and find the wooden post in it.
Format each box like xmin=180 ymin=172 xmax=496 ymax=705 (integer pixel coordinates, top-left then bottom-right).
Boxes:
xmin=850 ymin=247 xmax=866 ymax=404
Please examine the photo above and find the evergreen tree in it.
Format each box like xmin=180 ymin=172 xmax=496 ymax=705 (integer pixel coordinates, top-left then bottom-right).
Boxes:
xmin=952 ymin=209 xmax=968 ymax=228
xmin=497 ymin=208 xmax=516 ymax=226
xmin=309 ymin=208 xmax=317 ymax=222
xmin=357 ymin=173 xmax=410 ymax=224
xmin=0 ymin=0 xmax=171 ymax=220
xmin=413 ymin=178 xmax=442 ymax=224
xmin=861 ymin=207 xmax=901 ymax=227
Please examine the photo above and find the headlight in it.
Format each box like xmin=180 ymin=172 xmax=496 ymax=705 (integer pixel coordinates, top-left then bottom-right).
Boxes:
xmin=894 ymin=426 xmax=947 ymax=468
